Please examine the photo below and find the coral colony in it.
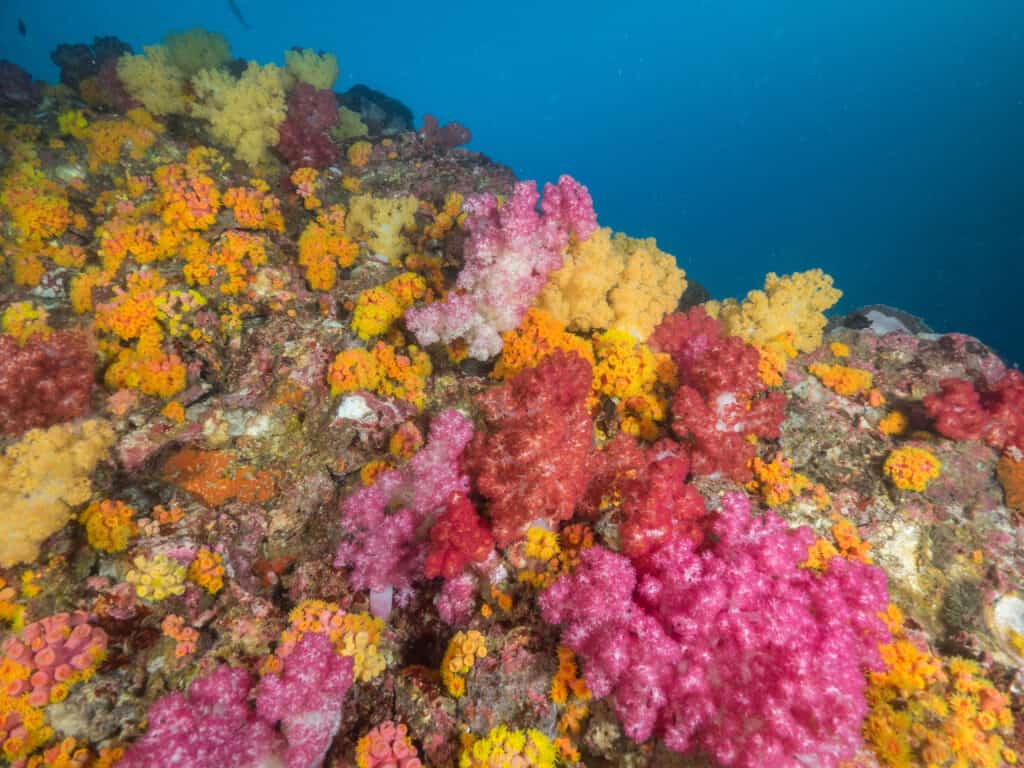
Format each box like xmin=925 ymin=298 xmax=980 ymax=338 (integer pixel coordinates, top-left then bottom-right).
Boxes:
xmin=0 ymin=26 xmax=1022 ymax=768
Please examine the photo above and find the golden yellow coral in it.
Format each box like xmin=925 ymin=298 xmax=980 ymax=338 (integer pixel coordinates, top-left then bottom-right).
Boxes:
xmin=154 ymin=161 xmax=221 ymax=231
xmin=284 ymin=48 xmax=339 ymax=90
xmin=802 ymin=517 xmax=871 ymax=571
xmin=186 ymin=230 xmax=267 ymax=296
xmin=126 ymin=553 xmax=187 ymax=600
xmin=879 ymin=410 xmax=909 ymax=436
xmin=57 ymin=110 xmax=89 ymax=139
xmin=83 ymin=109 xmax=164 ymax=171
xmin=460 ymin=726 xmax=557 ymax=768
xmin=80 ymin=499 xmax=137 ymax=553
xmin=884 ymin=446 xmax=941 ymax=492
xmin=537 ymin=226 xmax=686 ymax=341
xmin=352 ymin=272 xmax=426 ymax=339
xmin=346 ymin=140 xmax=372 ymax=168
xmin=747 ymin=453 xmax=818 ymax=507
xmin=0 ymin=420 xmax=116 ymax=567
xmin=116 ymin=46 xmax=189 ymax=115
xmin=187 ymin=548 xmax=225 ymax=593
xmin=442 ymin=630 xmax=487 ymax=698
xmin=163 ymin=28 xmax=231 ymax=76
xmin=328 ymin=348 xmax=381 ymax=396
xmin=1 ymin=302 xmax=50 ymax=345
xmin=493 ymin=308 xmax=594 ymax=382
xmin=297 ymin=204 xmax=359 ymax=290
xmin=1 ymin=150 xmax=73 ymax=241
xmin=104 ymin=345 xmax=187 ymax=398
xmin=809 ymin=362 xmax=874 ymax=397
xmin=347 ymin=194 xmax=419 ymax=264
xmin=550 ymin=646 xmax=591 ymax=705
xmin=518 ymin=526 xmax=563 ymax=589
xmin=276 ymin=600 xmax=386 ymax=682
xmin=290 ymin=166 xmax=321 ymax=209
xmin=191 ymin=62 xmax=287 ymax=166
xmin=367 ymin=341 xmax=432 ymax=410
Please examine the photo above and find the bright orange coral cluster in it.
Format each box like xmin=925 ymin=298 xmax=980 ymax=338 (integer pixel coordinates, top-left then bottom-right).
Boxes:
xmin=351 ymin=272 xmax=426 ymax=340
xmin=79 ymin=499 xmax=137 ymax=553
xmin=297 ymin=204 xmax=359 ymax=290
xmin=328 ymin=342 xmax=432 ymax=410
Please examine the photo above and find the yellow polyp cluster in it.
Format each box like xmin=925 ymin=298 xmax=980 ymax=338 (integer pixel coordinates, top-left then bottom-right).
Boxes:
xmin=187 ymin=230 xmax=268 ymax=296
xmin=441 ymin=630 xmax=487 ymax=699
xmin=83 ymin=110 xmax=163 ymax=171
xmin=0 ymin=578 xmax=25 ymax=630
xmin=1 ymin=148 xmax=73 ymax=242
xmin=126 ymin=554 xmax=187 ymax=601
xmin=884 ymin=446 xmax=942 ymax=492
xmin=153 ymin=159 xmax=221 ymax=231
xmin=591 ymin=329 xmax=675 ymax=439
xmin=223 ymin=179 xmax=284 ymax=232
xmin=290 ymin=166 xmax=321 ymax=209
xmin=351 ymin=272 xmax=427 ymax=340
xmin=297 ymin=204 xmax=359 ymax=290
xmin=0 ymin=688 xmax=51 ymax=764
xmin=879 ymin=410 xmax=909 ymax=436
xmin=24 ymin=735 xmax=92 ymax=768
xmin=161 ymin=400 xmax=186 ymax=423
xmin=493 ymin=308 xmax=595 ymax=382
xmin=829 ymin=341 xmax=850 ymax=357
xmin=747 ymin=453 xmax=828 ymax=508
xmin=423 ymin=191 xmax=464 ymax=240
xmin=1 ymin=302 xmax=51 ymax=345
xmin=57 ymin=110 xmax=89 ymax=139
xmin=550 ymin=646 xmax=591 ymax=705
xmin=161 ymin=614 xmax=198 ymax=657
xmin=756 ymin=331 xmax=798 ymax=387
xmin=809 ymin=362 xmax=874 ymax=397
xmin=328 ymin=342 xmax=432 ymax=410
xmin=276 ymin=600 xmax=386 ymax=682
xmin=518 ymin=527 xmax=563 ymax=589
xmin=803 ymin=517 xmax=872 ymax=571
xmin=187 ymin=548 xmax=225 ymax=594
xmin=95 ymin=215 xmax=181 ymax=273
xmin=104 ymin=344 xmax=187 ymax=398
xmin=460 ymin=725 xmax=557 ymax=768
xmin=359 ymin=459 xmax=391 ymax=486
xmin=80 ymin=499 xmax=137 ymax=553
xmin=866 ymin=611 xmax=1016 ymax=768
xmin=346 ymin=140 xmax=372 ymax=167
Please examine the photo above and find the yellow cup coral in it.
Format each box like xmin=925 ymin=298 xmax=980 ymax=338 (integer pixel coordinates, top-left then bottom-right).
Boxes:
xmin=126 ymin=554 xmax=187 ymax=601
xmin=80 ymin=499 xmax=137 ymax=553
xmin=442 ymin=630 xmax=487 ymax=699
xmin=461 ymin=725 xmax=557 ymax=768
xmin=884 ymin=446 xmax=941 ymax=492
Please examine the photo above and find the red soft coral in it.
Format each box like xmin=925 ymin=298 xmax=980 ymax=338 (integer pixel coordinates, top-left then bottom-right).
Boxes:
xmin=276 ymin=83 xmax=339 ymax=170
xmin=464 ymin=350 xmax=594 ymax=547
xmin=0 ymin=330 xmax=95 ymax=435
xmin=651 ymin=308 xmax=786 ymax=482
xmin=424 ymin=492 xmax=494 ymax=579
xmin=924 ymin=371 xmax=1024 ymax=452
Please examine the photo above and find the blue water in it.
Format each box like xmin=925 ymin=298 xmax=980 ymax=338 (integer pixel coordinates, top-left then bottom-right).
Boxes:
xmin=4 ymin=0 xmax=1022 ymax=365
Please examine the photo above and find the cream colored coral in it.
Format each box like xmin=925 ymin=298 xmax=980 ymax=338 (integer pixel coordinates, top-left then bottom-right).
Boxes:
xmin=347 ymin=194 xmax=419 ymax=263
xmin=0 ymin=420 xmax=116 ymax=567
xmin=284 ymin=48 xmax=340 ymax=90
xmin=116 ymin=46 xmax=189 ymax=116
xmin=163 ymin=28 xmax=231 ymax=76
xmin=706 ymin=269 xmax=841 ymax=354
xmin=537 ymin=227 xmax=686 ymax=341
xmin=191 ymin=63 xmax=287 ymax=167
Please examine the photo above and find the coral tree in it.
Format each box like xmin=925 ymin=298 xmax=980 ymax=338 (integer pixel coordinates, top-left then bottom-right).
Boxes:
xmin=540 ymin=492 xmax=891 ymax=767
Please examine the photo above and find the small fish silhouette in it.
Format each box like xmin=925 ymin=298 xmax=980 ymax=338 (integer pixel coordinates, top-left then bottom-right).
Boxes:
xmin=17 ymin=18 xmax=26 ymax=37
xmin=227 ymin=0 xmax=250 ymax=29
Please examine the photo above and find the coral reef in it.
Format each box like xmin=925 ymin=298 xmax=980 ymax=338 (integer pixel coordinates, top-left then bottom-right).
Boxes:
xmin=0 ymin=28 xmax=1021 ymax=768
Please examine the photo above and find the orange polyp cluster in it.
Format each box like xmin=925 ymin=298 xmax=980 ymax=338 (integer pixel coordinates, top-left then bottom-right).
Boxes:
xmin=84 ymin=109 xmax=164 ymax=172
xmin=297 ymin=204 xmax=359 ymax=290
xmin=223 ymin=179 xmax=285 ymax=232
xmin=153 ymin=159 xmax=221 ymax=231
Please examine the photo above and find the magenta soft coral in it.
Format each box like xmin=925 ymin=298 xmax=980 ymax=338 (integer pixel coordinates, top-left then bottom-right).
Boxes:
xmin=334 ymin=409 xmax=475 ymax=592
xmin=650 ymin=307 xmax=786 ymax=481
xmin=464 ymin=350 xmax=595 ymax=547
xmin=0 ymin=330 xmax=94 ymax=435
xmin=539 ymin=491 xmax=891 ymax=768
xmin=276 ymin=83 xmax=339 ymax=169
xmin=924 ymin=370 xmax=1024 ymax=452
xmin=404 ymin=175 xmax=596 ymax=360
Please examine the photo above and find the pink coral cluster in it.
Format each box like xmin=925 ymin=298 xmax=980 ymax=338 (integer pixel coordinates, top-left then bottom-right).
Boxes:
xmin=404 ymin=175 xmax=596 ymax=360
xmin=651 ymin=307 xmax=787 ymax=481
xmin=122 ymin=634 xmax=352 ymax=768
xmin=539 ymin=492 xmax=890 ymax=768
xmin=424 ymin=492 xmax=494 ymax=579
xmin=465 ymin=350 xmax=595 ymax=547
xmin=335 ymin=409 xmax=475 ymax=592
xmin=1 ymin=611 xmax=108 ymax=706
xmin=0 ymin=330 xmax=95 ymax=435
xmin=277 ymin=83 xmax=339 ymax=169
xmin=418 ymin=114 xmax=470 ymax=150
xmin=924 ymin=370 xmax=1024 ymax=453
xmin=356 ymin=720 xmax=423 ymax=768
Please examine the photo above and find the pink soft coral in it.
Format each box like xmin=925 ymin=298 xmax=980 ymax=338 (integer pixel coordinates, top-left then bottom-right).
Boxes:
xmin=464 ymin=350 xmax=594 ymax=546
xmin=651 ymin=308 xmax=786 ymax=481
xmin=276 ymin=83 xmax=339 ymax=169
xmin=404 ymin=175 xmax=596 ymax=360
xmin=924 ymin=370 xmax=1024 ymax=452
xmin=539 ymin=492 xmax=890 ymax=768
xmin=334 ymin=409 xmax=475 ymax=591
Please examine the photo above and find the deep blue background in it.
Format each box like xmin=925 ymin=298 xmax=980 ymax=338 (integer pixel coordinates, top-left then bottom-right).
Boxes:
xmin=3 ymin=1 xmax=1022 ymax=364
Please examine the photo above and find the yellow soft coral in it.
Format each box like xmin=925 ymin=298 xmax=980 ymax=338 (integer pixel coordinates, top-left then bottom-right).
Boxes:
xmin=191 ymin=62 xmax=287 ymax=166
xmin=352 ymin=272 xmax=426 ymax=339
xmin=346 ymin=194 xmax=419 ymax=264
xmin=163 ymin=28 xmax=231 ymax=76
xmin=0 ymin=420 xmax=116 ymax=567
xmin=461 ymin=726 xmax=557 ymax=768
xmin=884 ymin=446 xmax=941 ymax=492
xmin=80 ymin=499 xmax=137 ymax=553
xmin=441 ymin=630 xmax=487 ymax=698
xmin=116 ymin=46 xmax=189 ymax=115
xmin=284 ymin=48 xmax=339 ymax=90
xmin=537 ymin=226 xmax=686 ymax=341
xmin=126 ymin=553 xmax=187 ymax=601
